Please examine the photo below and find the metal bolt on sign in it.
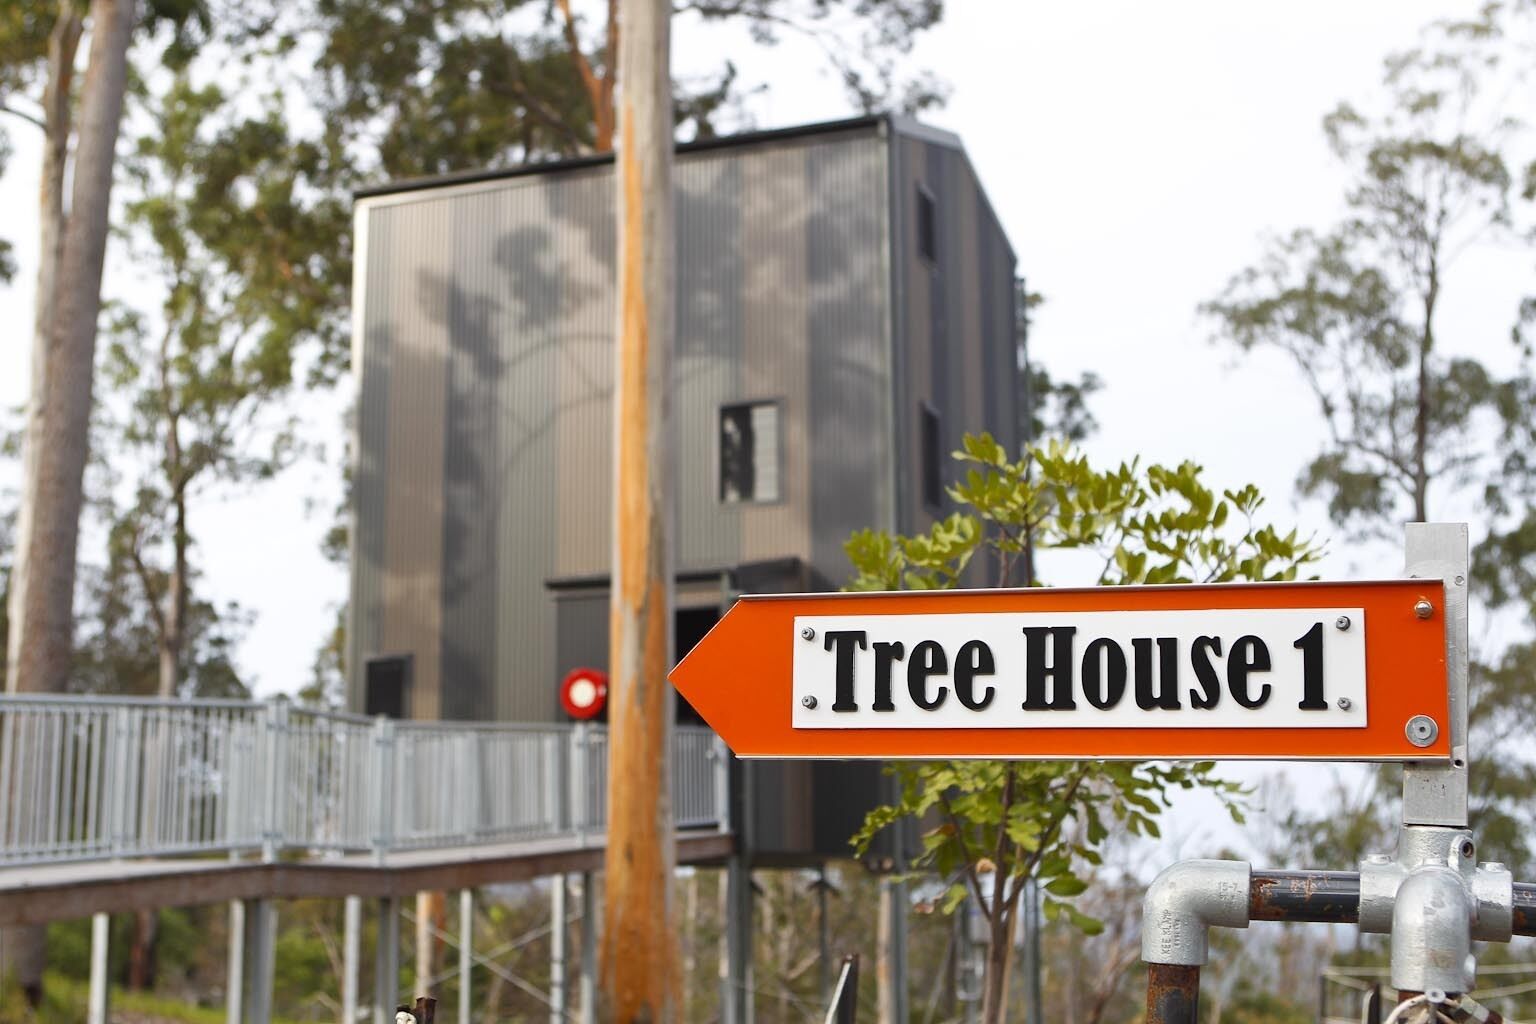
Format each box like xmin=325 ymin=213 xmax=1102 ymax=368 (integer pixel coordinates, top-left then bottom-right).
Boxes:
xmin=1142 ymin=525 xmax=1531 ymax=1024
xmin=1405 ymin=715 xmax=1438 ymax=747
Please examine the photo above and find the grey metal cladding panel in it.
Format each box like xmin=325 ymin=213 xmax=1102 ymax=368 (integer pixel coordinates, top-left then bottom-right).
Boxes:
xmin=984 ymin=214 xmax=1021 ymax=456
xmin=675 ymin=156 xmax=743 ymax=571
xmin=926 ymin=142 xmax=950 ymax=437
xmin=435 ymin=188 xmax=522 ymax=723
xmin=977 ymin=190 xmax=1000 ymax=446
xmin=350 ymin=213 xmax=394 ymax=709
xmin=555 ymin=593 xmax=610 ymax=689
xmin=491 ymin=173 xmax=615 ymax=723
xmin=551 ymin=172 xmax=617 ymax=583
xmin=897 ymin=136 xmax=934 ymax=536
xmin=893 ymin=140 xmax=1020 ymax=558
xmin=378 ymin=200 xmax=456 ymax=719
xmin=807 ymin=136 xmax=893 ymax=581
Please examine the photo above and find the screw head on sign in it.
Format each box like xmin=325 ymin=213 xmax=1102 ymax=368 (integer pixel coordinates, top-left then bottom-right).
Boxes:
xmin=1337 ymin=697 xmax=1352 ymax=711
xmin=1454 ymin=574 xmax=1466 ymax=586
xmin=801 ymin=695 xmax=818 ymax=709
xmin=800 ymin=626 xmax=816 ymax=641
xmin=1334 ymin=615 xmax=1351 ymax=631
xmin=1405 ymin=715 xmax=1439 ymax=747
xmin=1414 ymin=599 xmax=1434 ymax=619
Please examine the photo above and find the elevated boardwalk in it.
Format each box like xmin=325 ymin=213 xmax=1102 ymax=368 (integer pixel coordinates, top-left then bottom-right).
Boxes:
xmin=0 ymin=694 xmax=735 ymax=1023
xmin=0 ymin=830 xmax=734 ymax=926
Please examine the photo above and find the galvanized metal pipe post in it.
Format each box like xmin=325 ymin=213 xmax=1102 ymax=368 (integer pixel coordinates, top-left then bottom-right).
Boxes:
xmin=580 ymin=872 xmax=597 ymax=1024
xmin=242 ymin=899 xmax=277 ymax=1024
xmin=550 ymin=875 xmax=567 ymax=1023
xmin=226 ymin=899 xmax=245 ymax=1024
xmin=458 ymin=889 xmax=472 ymax=1024
xmin=723 ymin=852 xmax=753 ymax=1024
xmin=375 ymin=897 xmax=400 ymax=1024
xmin=87 ymin=911 xmax=109 ymax=1024
xmin=343 ymin=895 xmax=361 ymax=1024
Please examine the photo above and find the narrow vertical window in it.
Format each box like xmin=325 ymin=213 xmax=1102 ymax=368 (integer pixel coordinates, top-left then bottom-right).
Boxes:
xmin=921 ymin=404 xmax=942 ymax=509
xmin=917 ymin=185 xmax=938 ymax=264
xmin=720 ymin=401 xmax=781 ymax=504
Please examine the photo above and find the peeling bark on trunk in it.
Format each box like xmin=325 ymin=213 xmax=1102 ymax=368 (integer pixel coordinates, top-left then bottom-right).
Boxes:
xmin=601 ymin=0 xmax=676 ymax=1020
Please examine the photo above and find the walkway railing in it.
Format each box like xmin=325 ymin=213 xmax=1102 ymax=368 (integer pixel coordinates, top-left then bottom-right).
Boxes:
xmin=0 ymin=694 xmax=728 ymax=867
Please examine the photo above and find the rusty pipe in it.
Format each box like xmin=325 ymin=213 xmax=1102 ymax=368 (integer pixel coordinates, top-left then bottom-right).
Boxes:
xmin=1511 ymin=882 xmax=1536 ymax=936
xmin=1249 ymin=869 xmax=1360 ymax=923
xmin=1146 ymin=963 xmax=1200 ymax=1024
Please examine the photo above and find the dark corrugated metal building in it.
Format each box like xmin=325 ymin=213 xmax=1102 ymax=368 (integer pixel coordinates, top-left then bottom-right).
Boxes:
xmin=348 ymin=114 xmax=1021 ymax=860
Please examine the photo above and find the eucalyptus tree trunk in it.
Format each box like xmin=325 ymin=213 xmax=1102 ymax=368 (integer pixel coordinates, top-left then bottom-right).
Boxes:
xmin=601 ymin=0 xmax=676 ymax=1019
xmin=6 ymin=0 xmax=135 ymax=696
xmin=5 ymin=5 xmax=82 ymax=696
xmin=1 ymin=0 xmax=133 ymax=1004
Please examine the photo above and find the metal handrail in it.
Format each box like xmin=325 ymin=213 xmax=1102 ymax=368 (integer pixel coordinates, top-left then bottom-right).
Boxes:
xmin=0 ymin=694 xmax=727 ymax=867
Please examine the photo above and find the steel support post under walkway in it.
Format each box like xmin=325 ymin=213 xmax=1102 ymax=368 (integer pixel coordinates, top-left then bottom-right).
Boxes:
xmin=87 ymin=912 xmax=109 ymax=1024
xmin=239 ymin=899 xmax=277 ymax=1024
xmin=458 ymin=889 xmax=472 ymax=1024
xmin=227 ymin=900 xmax=245 ymax=1024
xmin=375 ymin=897 xmax=400 ymax=1024
xmin=722 ymin=853 xmax=753 ymax=1024
xmin=580 ymin=872 xmax=597 ymax=1024
xmin=550 ymin=876 xmax=567 ymax=1023
xmin=343 ymin=896 xmax=362 ymax=1024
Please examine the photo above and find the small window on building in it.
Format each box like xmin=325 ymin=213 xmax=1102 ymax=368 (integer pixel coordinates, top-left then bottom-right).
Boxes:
xmin=921 ymin=404 xmax=943 ymax=509
xmin=720 ymin=401 xmax=781 ymax=504
xmin=917 ymin=186 xmax=937 ymax=264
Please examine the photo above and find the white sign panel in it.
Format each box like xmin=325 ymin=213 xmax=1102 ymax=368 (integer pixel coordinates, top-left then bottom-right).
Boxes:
xmin=791 ymin=609 xmax=1366 ymax=730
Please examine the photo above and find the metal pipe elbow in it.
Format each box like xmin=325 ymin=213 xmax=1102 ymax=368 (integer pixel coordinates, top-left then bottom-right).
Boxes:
xmin=1142 ymin=859 xmax=1251 ymax=966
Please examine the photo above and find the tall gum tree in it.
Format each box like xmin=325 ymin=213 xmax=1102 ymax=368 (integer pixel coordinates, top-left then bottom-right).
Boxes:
xmin=0 ymin=0 xmax=136 ymax=1003
xmin=1204 ymin=12 xmax=1536 ymax=874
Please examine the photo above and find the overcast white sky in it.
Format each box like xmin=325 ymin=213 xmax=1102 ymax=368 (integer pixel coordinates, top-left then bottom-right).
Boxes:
xmin=1 ymin=1 xmax=1529 ymax=855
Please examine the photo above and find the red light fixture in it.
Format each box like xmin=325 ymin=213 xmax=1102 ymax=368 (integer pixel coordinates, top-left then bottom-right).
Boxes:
xmin=560 ymin=667 xmax=608 ymax=719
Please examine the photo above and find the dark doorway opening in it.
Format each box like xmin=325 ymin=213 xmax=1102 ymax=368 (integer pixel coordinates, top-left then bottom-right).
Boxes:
xmin=673 ymin=606 xmax=718 ymax=726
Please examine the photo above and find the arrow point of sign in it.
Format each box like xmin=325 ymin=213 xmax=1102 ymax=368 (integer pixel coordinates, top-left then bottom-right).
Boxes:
xmin=669 ymin=601 xmax=779 ymax=755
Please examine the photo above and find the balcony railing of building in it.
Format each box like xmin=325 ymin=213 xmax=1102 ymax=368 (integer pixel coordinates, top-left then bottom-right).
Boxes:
xmin=0 ymin=694 xmax=729 ymax=868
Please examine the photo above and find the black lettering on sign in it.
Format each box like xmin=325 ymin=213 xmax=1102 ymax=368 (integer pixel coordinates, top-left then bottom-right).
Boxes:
xmin=1228 ymin=635 xmax=1272 ymax=708
xmin=1133 ymin=637 xmax=1182 ymax=710
xmin=1080 ymin=638 xmax=1126 ymax=710
xmin=825 ymin=631 xmax=867 ymax=712
xmin=908 ymin=640 xmax=949 ymax=711
xmin=954 ymin=640 xmax=996 ymax=711
xmin=1190 ymin=636 xmax=1222 ymax=710
xmin=1021 ymin=626 xmax=1077 ymax=710
xmin=872 ymin=641 xmax=904 ymax=712
xmin=1293 ymin=622 xmax=1327 ymax=710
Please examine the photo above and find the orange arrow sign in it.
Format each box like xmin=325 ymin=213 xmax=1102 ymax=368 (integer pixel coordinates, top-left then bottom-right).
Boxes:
xmin=668 ymin=580 xmax=1449 ymax=760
